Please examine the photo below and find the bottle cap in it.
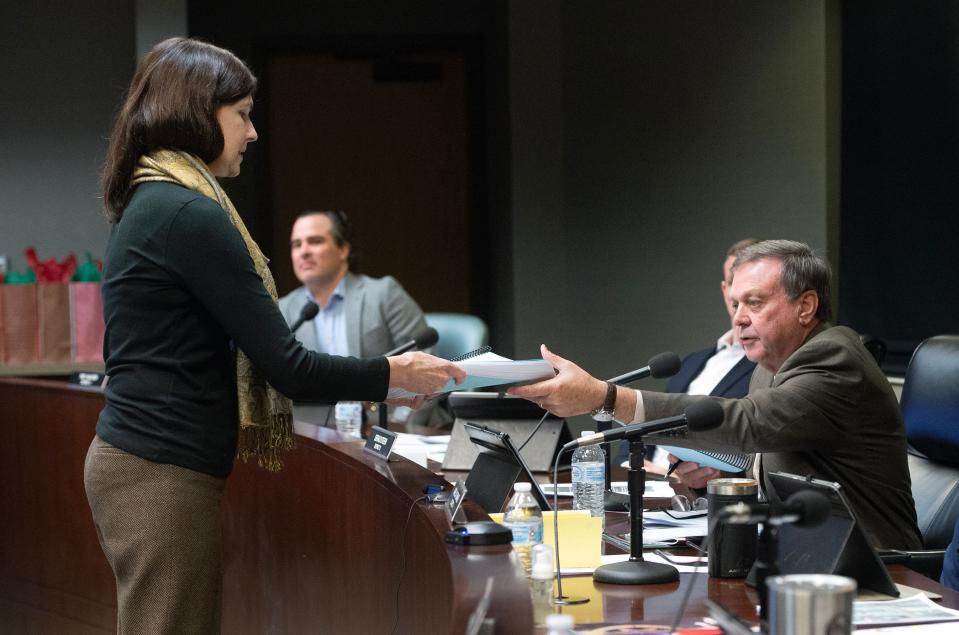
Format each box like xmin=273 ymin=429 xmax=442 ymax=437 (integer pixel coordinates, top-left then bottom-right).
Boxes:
xmin=531 ymin=543 xmax=554 ymax=579
xmin=545 ymin=613 xmax=574 ymax=629
xmin=513 ymin=482 xmax=532 ymax=493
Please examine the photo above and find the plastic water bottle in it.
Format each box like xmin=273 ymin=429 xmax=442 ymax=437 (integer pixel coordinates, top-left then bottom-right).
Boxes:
xmin=545 ymin=613 xmax=575 ymax=634
xmin=334 ymin=401 xmax=362 ymax=438
xmin=530 ymin=542 xmax=554 ymax=625
xmin=571 ymin=431 xmax=606 ymax=519
xmin=503 ymin=482 xmax=543 ymax=576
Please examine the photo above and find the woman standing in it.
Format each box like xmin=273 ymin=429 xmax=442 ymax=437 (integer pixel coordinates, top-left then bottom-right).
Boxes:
xmin=84 ymin=37 xmax=462 ymax=633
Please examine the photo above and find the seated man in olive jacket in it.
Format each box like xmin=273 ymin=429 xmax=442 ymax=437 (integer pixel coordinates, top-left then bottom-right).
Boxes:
xmin=512 ymin=240 xmax=921 ymax=550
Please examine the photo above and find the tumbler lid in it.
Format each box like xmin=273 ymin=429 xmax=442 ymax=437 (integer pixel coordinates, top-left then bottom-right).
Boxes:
xmin=707 ymin=477 xmax=758 ymax=496
xmin=766 ymin=574 xmax=857 ymax=595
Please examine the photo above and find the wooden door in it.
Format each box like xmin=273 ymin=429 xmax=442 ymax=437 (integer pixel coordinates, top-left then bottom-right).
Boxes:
xmin=267 ymin=51 xmax=471 ymax=312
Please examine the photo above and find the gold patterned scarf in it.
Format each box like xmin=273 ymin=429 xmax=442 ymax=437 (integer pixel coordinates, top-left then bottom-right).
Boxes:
xmin=131 ymin=149 xmax=294 ymax=470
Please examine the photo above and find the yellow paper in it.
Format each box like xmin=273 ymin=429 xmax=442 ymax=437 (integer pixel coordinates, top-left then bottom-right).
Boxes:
xmin=489 ymin=510 xmax=603 ymax=570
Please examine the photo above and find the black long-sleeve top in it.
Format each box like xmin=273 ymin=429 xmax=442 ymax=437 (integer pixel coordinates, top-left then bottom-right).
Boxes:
xmin=97 ymin=182 xmax=389 ymax=477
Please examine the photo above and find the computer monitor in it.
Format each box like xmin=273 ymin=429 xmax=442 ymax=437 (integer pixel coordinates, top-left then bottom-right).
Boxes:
xmin=443 ymin=392 xmax=571 ymax=472
xmin=462 ymin=421 xmax=552 ymax=513
xmin=766 ymin=471 xmax=899 ymax=597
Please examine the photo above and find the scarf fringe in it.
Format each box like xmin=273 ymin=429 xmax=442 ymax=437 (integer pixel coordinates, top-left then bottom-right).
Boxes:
xmin=236 ymin=414 xmax=296 ymax=472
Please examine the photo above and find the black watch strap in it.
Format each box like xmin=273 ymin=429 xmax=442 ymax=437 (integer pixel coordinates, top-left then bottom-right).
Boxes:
xmin=591 ymin=381 xmax=617 ymax=421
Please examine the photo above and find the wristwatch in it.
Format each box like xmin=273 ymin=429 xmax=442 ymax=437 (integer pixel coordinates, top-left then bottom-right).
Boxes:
xmin=590 ymin=381 xmax=617 ymax=422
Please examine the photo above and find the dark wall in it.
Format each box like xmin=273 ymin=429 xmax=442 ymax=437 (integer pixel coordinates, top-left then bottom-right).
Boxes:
xmin=187 ymin=0 xmax=515 ymax=351
xmin=0 ymin=1 xmax=134 ymax=273
xmin=840 ymin=1 xmax=959 ymax=372
xmin=510 ymin=1 xmax=835 ymax=384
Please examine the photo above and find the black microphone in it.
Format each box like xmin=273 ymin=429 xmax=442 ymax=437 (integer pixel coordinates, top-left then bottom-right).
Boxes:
xmin=606 ymin=352 xmax=682 ymax=385
xmin=719 ymin=489 xmax=831 ymax=528
xmin=562 ymin=400 xmax=723 ymax=450
xmin=289 ymin=301 xmax=319 ymax=333
xmin=384 ymin=326 xmax=440 ymax=356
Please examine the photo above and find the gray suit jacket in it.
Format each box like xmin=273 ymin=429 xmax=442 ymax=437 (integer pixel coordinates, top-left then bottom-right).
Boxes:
xmin=643 ymin=323 xmax=922 ymax=550
xmin=278 ymin=272 xmax=428 ymax=358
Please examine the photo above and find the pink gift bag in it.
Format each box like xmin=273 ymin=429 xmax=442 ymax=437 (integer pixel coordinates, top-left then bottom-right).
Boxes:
xmin=70 ymin=282 xmax=105 ymax=363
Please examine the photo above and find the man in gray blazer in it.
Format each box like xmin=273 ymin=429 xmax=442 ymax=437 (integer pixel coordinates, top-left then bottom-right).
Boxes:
xmin=512 ymin=240 xmax=921 ymax=550
xmin=278 ymin=210 xmax=429 ymax=433
xmin=279 ymin=210 xmax=428 ymax=357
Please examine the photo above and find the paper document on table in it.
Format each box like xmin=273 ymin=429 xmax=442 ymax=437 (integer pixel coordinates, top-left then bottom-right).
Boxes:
xmin=391 ymin=433 xmax=450 ymax=466
xmin=856 ymin=625 xmax=959 ymax=634
xmin=854 ymin=593 xmax=959 ymax=626
xmin=386 ymin=352 xmax=555 ymax=399
xmin=490 ymin=510 xmax=602 ymax=571
xmin=541 ymin=480 xmax=675 ymax=499
xmin=644 ymin=510 xmax=708 ymax=529
xmin=646 ymin=526 xmax=708 ymax=542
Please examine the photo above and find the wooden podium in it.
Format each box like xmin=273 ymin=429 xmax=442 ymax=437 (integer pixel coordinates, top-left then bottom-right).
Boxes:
xmin=0 ymin=377 xmax=533 ymax=634
xmin=2 ymin=377 xmax=957 ymax=633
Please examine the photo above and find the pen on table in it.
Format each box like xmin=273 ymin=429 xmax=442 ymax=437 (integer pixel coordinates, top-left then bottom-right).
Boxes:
xmin=665 ymin=459 xmax=685 ymax=478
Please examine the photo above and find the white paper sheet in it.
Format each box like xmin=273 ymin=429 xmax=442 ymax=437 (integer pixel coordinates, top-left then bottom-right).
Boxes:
xmin=386 ymin=352 xmax=555 ymax=398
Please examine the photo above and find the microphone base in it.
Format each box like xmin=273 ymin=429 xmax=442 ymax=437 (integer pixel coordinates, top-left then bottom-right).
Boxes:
xmin=593 ymin=559 xmax=679 ymax=585
xmin=552 ymin=594 xmax=590 ymax=605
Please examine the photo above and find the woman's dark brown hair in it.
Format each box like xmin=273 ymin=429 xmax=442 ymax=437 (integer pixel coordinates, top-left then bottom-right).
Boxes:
xmin=100 ymin=37 xmax=256 ymax=222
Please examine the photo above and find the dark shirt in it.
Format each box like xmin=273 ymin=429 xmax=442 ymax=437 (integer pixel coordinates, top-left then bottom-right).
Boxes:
xmin=943 ymin=520 xmax=959 ymax=591
xmin=97 ymin=182 xmax=388 ymax=477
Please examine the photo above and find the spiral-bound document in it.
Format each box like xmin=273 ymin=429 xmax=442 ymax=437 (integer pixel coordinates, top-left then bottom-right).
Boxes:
xmin=386 ymin=351 xmax=554 ymax=399
xmin=659 ymin=445 xmax=751 ymax=473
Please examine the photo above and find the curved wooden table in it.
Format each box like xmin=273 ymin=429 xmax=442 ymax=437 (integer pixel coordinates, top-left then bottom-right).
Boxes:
xmin=0 ymin=378 xmax=532 ymax=634
xmin=2 ymin=377 xmax=957 ymax=634
xmin=221 ymin=426 xmax=533 ymax=634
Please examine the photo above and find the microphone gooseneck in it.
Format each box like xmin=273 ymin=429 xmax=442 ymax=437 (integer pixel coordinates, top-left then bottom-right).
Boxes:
xmin=384 ymin=326 xmax=440 ymax=357
xmin=289 ymin=301 xmax=320 ymax=333
xmin=563 ymin=399 xmax=724 ymax=450
xmin=718 ymin=489 xmax=831 ymax=528
xmin=606 ymin=351 xmax=681 ymax=385
xmin=648 ymin=351 xmax=682 ymax=378
xmin=684 ymin=399 xmax=725 ymax=432
xmin=413 ymin=326 xmax=439 ymax=350
xmin=783 ymin=489 xmax=832 ymax=528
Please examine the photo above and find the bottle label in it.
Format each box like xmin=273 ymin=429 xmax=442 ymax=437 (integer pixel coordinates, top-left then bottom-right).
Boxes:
xmin=571 ymin=461 xmax=605 ymax=484
xmin=504 ymin=521 xmax=543 ymax=544
xmin=335 ymin=401 xmax=363 ymax=422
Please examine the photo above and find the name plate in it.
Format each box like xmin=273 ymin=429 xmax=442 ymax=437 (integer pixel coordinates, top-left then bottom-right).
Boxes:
xmin=363 ymin=426 xmax=397 ymax=461
xmin=69 ymin=371 xmax=106 ymax=388
xmin=445 ymin=479 xmax=468 ymax=526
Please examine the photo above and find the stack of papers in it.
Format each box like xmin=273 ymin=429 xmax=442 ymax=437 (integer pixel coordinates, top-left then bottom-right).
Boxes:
xmin=542 ymin=480 xmax=676 ymax=499
xmin=390 ymin=432 xmax=450 ymax=466
xmin=386 ymin=352 xmax=554 ymax=399
xmin=854 ymin=594 xmax=959 ymax=627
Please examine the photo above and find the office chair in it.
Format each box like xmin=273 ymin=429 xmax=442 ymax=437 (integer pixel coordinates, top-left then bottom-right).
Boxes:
xmin=898 ymin=335 xmax=959 ymax=580
xmin=424 ymin=313 xmax=489 ymax=360
xmin=860 ymin=334 xmax=887 ymax=366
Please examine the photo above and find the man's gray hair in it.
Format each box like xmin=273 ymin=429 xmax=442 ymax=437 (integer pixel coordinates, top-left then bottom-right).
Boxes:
xmin=732 ymin=240 xmax=832 ymax=321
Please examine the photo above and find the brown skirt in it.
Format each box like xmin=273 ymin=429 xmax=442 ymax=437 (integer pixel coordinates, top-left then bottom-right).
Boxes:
xmin=84 ymin=436 xmax=227 ymax=634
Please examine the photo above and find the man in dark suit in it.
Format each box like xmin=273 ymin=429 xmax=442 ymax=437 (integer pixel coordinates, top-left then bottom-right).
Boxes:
xmin=639 ymin=239 xmax=758 ymax=471
xmin=513 ymin=240 xmax=921 ymax=549
xmin=943 ymin=520 xmax=959 ymax=591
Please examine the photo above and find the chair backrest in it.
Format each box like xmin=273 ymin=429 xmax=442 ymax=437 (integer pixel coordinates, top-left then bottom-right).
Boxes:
xmin=901 ymin=334 xmax=959 ymax=548
xmin=424 ymin=313 xmax=489 ymax=360
xmin=859 ymin=334 xmax=887 ymax=366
